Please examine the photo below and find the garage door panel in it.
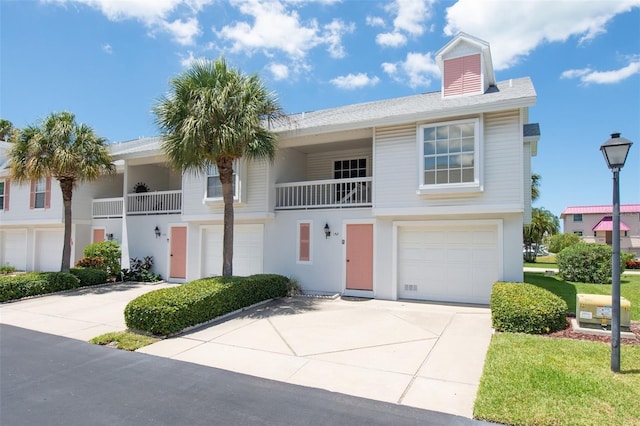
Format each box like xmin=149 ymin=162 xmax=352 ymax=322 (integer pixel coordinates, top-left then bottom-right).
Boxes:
xmin=1 ymin=230 xmax=27 ymax=271
xmin=397 ymin=223 xmax=499 ymax=304
xmin=202 ymin=225 xmax=263 ymax=277
xmin=36 ymin=229 xmax=63 ymax=272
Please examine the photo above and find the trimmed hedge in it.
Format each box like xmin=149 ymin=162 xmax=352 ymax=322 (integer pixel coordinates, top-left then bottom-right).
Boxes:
xmin=557 ymin=242 xmax=624 ymax=283
xmin=491 ymin=282 xmax=567 ymax=334
xmin=70 ymin=268 xmax=109 ymax=287
xmin=125 ymin=274 xmax=289 ymax=336
xmin=0 ymin=272 xmax=80 ymax=302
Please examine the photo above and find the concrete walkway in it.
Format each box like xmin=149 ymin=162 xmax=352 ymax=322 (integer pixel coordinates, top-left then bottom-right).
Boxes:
xmin=0 ymin=284 xmax=493 ymax=419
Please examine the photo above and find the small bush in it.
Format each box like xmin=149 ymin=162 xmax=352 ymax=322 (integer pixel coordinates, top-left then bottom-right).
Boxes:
xmin=125 ymin=274 xmax=289 ymax=336
xmin=0 ymin=265 xmax=18 ymax=275
xmin=491 ymin=282 xmax=567 ymax=334
xmin=547 ymin=233 xmax=581 ymax=254
xmin=557 ymin=242 xmax=627 ymax=283
xmin=70 ymin=268 xmax=108 ymax=287
xmin=83 ymin=241 xmax=121 ymax=276
xmin=0 ymin=272 xmax=80 ymax=302
xmin=75 ymin=256 xmax=106 ymax=270
xmin=122 ymin=256 xmax=162 ymax=282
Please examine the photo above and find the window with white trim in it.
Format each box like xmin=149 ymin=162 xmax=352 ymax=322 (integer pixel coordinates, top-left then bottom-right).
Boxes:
xmin=573 ymin=214 xmax=582 ymax=222
xmin=297 ymin=221 xmax=312 ymax=264
xmin=418 ymin=118 xmax=480 ymax=193
xmin=206 ymin=163 xmax=238 ymax=200
xmin=34 ymin=178 xmax=46 ymax=209
xmin=0 ymin=180 xmax=4 ymax=210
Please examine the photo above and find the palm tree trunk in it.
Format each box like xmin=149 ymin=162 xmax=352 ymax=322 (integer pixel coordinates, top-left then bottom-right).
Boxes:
xmin=60 ymin=178 xmax=74 ymax=273
xmin=219 ymin=159 xmax=234 ymax=277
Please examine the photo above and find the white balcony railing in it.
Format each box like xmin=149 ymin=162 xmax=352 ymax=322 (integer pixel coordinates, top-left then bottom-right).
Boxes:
xmin=127 ymin=190 xmax=182 ymax=215
xmin=275 ymin=177 xmax=372 ymax=210
xmin=92 ymin=197 xmax=124 ymax=218
xmin=92 ymin=190 xmax=182 ymax=218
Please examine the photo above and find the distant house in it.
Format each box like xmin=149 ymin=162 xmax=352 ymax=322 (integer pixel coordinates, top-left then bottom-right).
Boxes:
xmin=560 ymin=204 xmax=640 ymax=257
xmin=0 ymin=32 xmax=540 ymax=304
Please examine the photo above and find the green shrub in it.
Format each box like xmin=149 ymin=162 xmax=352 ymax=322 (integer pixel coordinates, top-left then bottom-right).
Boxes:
xmin=82 ymin=241 xmax=121 ymax=276
xmin=75 ymin=256 xmax=106 ymax=270
xmin=125 ymin=274 xmax=289 ymax=336
xmin=491 ymin=282 xmax=567 ymax=334
xmin=70 ymin=268 xmax=108 ymax=287
xmin=122 ymin=256 xmax=162 ymax=282
xmin=547 ymin=233 xmax=581 ymax=254
xmin=0 ymin=265 xmax=18 ymax=275
xmin=0 ymin=272 xmax=80 ymax=302
xmin=557 ymin=242 xmax=627 ymax=283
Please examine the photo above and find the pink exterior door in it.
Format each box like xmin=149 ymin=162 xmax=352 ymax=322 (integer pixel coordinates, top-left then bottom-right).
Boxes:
xmin=346 ymin=224 xmax=373 ymax=290
xmin=92 ymin=228 xmax=105 ymax=243
xmin=170 ymin=227 xmax=187 ymax=279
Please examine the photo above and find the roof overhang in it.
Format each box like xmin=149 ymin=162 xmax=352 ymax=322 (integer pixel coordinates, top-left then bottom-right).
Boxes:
xmin=592 ymin=216 xmax=631 ymax=232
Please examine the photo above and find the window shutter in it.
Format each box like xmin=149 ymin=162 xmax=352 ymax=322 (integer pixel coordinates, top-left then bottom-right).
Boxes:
xmin=45 ymin=177 xmax=51 ymax=208
xmin=443 ymin=54 xmax=481 ymax=97
xmin=4 ymin=179 xmax=9 ymax=211
xmin=30 ymin=179 xmax=35 ymax=209
xmin=299 ymin=223 xmax=310 ymax=262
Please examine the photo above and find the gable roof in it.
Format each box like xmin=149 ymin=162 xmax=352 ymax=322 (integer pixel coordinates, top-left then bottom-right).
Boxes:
xmin=274 ymin=77 xmax=535 ymax=138
xmin=561 ymin=204 xmax=640 ymax=217
xmin=592 ymin=216 xmax=631 ymax=232
xmin=435 ymin=32 xmax=496 ymax=88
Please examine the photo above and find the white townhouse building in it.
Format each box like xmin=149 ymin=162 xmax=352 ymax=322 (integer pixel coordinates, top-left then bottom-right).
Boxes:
xmin=0 ymin=33 xmax=540 ymax=304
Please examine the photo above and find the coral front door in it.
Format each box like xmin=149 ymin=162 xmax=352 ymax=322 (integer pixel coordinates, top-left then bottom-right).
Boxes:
xmin=346 ymin=224 xmax=373 ymax=291
xmin=170 ymin=227 xmax=187 ymax=279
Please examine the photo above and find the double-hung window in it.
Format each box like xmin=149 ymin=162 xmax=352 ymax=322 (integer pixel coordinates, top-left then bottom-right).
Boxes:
xmin=573 ymin=214 xmax=582 ymax=222
xmin=418 ymin=118 xmax=481 ymax=194
xmin=206 ymin=163 xmax=238 ymax=201
xmin=33 ymin=178 xmax=47 ymax=209
xmin=0 ymin=180 xmax=5 ymax=210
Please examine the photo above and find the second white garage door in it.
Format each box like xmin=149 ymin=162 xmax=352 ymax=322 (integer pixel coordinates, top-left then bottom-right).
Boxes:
xmin=0 ymin=229 xmax=28 ymax=271
xmin=397 ymin=223 xmax=500 ymax=304
xmin=35 ymin=229 xmax=64 ymax=272
xmin=201 ymin=224 xmax=263 ymax=277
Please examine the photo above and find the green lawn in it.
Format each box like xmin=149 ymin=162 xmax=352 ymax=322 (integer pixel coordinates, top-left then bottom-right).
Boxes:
xmin=524 ymin=254 xmax=557 ymax=268
xmin=474 ymin=333 xmax=640 ymax=426
xmin=524 ymin=272 xmax=640 ymax=320
xmin=90 ymin=331 xmax=159 ymax=351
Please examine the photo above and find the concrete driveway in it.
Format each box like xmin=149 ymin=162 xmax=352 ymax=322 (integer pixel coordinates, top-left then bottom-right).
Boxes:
xmin=0 ymin=283 xmax=492 ymax=419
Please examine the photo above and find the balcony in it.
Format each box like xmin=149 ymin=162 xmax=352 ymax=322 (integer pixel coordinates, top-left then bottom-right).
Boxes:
xmin=275 ymin=177 xmax=372 ymax=210
xmin=92 ymin=190 xmax=182 ymax=218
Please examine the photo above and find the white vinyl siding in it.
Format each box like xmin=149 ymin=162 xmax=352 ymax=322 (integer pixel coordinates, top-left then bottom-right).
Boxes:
xmin=374 ymin=110 xmax=522 ymax=211
xmin=523 ymin=142 xmax=532 ymax=224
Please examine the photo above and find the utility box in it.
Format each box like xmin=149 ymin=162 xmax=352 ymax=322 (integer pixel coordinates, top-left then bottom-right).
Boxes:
xmin=577 ymin=294 xmax=631 ymax=331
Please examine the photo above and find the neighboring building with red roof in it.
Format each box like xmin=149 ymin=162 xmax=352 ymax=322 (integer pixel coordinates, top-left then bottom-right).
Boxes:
xmin=560 ymin=204 xmax=640 ymax=257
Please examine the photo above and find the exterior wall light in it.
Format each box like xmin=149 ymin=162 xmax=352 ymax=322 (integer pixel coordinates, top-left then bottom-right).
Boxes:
xmin=324 ymin=223 xmax=331 ymax=239
xmin=154 ymin=226 xmax=161 ymax=238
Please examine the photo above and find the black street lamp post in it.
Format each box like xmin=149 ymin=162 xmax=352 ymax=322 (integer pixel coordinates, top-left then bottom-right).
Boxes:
xmin=600 ymin=132 xmax=633 ymax=373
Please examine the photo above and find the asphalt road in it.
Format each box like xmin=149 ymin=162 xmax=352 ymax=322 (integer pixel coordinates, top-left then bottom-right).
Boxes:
xmin=0 ymin=325 xmax=490 ymax=426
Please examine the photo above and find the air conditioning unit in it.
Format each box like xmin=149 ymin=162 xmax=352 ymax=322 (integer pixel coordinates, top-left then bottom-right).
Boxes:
xmin=576 ymin=294 xmax=631 ymax=331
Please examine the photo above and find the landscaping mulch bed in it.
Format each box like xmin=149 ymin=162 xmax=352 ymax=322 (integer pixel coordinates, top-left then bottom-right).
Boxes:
xmin=545 ymin=318 xmax=640 ymax=346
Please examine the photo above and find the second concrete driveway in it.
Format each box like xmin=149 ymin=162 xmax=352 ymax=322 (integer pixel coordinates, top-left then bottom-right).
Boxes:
xmin=0 ymin=284 xmax=492 ymax=419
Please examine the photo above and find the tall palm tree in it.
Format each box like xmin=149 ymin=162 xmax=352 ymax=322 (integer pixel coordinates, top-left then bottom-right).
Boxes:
xmin=531 ymin=173 xmax=541 ymax=203
xmin=9 ymin=112 xmax=114 ymax=272
xmin=523 ymin=207 xmax=559 ymax=262
xmin=154 ymin=57 xmax=282 ymax=276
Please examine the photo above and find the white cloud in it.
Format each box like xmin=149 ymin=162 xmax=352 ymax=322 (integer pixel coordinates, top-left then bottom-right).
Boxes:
xmin=162 ymin=17 xmax=200 ymax=45
xmin=382 ymin=52 xmax=439 ymax=88
xmin=323 ymin=19 xmax=355 ymax=59
xmin=179 ymin=50 xmax=199 ymax=67
xmin=375 ymin=0 xmax=432 ymax=47
xmin=561 ymin=59 xmax=640 ymax=84
xmin=376 ymin=32 xmax=406 ymax=47
xmin=269 ymin=63 xmax=290 ymax=80
xmin=444 ymin=0 xmax=640 ymax=70
xmin=46 ymin=0 xmax=210 ymax=45
xmin=366 ymin=16 xmax=385 ymax=28
xmin=102 ymin=43 xmax=113 ymax=54
xmin=217 ymin=1 xmax=319 ymax=58
xmin=330 ymin=73 xmax=380 ymax=89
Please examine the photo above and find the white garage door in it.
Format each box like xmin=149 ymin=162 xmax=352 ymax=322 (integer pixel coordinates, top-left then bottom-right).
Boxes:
xmin=397 ymin=223 xmax=500 ymax=304
xmin=1 ymin=229 xmax=27 ymax=271
xmin=201 ymin=224 xmax=263 ymax=277
xmin=35 ymin=229 xmax=64 ymax=272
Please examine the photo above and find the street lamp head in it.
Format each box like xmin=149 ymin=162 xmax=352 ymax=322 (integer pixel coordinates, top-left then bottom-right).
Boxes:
xmin=600 ymin=132 xmax=633 ymax=171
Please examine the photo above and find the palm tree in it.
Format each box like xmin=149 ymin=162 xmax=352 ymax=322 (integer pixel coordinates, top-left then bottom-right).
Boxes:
xmin=0 ymin=118 xmax=14 ymax=141
xmin=531 ymin=173 xmax=540 ymax=203
xmin=9 ymin=112 xmax=114 ymax=272
xmin=154 ymin=57 xmax=282 ymax=276
xmin=523 ymin=207 xmax=559 ymax=262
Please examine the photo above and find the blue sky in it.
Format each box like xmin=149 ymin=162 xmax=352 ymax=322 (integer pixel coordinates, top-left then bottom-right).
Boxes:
xmin=1 ymin=0 xmax=639 ymax=222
